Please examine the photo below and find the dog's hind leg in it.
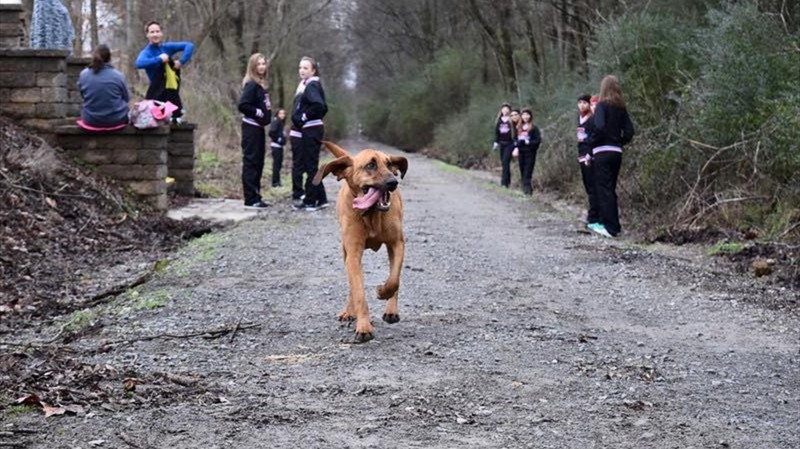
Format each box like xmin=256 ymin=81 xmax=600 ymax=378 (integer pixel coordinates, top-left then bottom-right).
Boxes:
xmin=382 ymin=293 xmax=400 ymax=324
xmin=378 ymin=240 xmax=404 ymax=324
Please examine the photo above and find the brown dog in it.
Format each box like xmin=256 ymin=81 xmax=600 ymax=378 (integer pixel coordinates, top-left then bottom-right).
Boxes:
xmin=312 ymin=141 xmax=408 ymax=342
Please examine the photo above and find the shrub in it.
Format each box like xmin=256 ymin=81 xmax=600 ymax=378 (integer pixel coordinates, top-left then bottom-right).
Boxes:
xmin=360 ymin=50 xmax=480 ymax=150
xmin=590 ymin=11 xmax=698 ymax=128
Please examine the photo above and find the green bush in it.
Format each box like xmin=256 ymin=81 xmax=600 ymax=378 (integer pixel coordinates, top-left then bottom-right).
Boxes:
xmin=360 ymin=50 xmax=480 ymax=150
xmin=590 ymin=11 xmax=698 ymax=127
xmin=324 ymin=99 xmax=349 ymax=140
xmin=689 ymin=2 xmax=800 ymax=142
xmin=431 ymin=87 xmax=507 ymax=166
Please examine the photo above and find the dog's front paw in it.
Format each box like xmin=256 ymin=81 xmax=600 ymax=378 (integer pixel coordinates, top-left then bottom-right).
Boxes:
xmin=353 ymin=320 xmax=375 ymax=343
xmin=382 ymin=313 xmax=400 ymax=324
xmin=336 ymin=310 xmax=356 ymax=321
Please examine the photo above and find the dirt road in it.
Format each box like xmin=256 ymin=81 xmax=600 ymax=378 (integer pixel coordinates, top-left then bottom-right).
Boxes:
xmin=5 ymin=140 xmax=798 ymax=448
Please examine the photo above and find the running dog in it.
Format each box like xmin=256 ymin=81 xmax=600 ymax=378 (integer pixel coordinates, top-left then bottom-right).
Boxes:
xmin=313 ymin=141 xmax=408 ymax=342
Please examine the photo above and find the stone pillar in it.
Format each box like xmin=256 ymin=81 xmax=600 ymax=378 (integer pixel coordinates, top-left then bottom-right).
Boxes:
xmin=0 ymin=49 xmax=69 ymax=134
xmin=66 ymin=56 xmax=90 ymax=119
xmin=167 ymin=123 xmax=196 ymax=196
xmin=56 ymin=125 xmax=170 ymax=211
xmin=0 ymin=3 xmax=24 ymax=49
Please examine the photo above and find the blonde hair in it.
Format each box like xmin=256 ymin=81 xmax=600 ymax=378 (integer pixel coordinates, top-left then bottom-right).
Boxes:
xmin=599 ymin=75 xmax=626 ymax=109
xmin=242 ymin=53 xmax=268 ymax=88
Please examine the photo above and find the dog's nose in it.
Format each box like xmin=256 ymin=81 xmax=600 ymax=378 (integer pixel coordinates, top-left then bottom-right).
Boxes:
xmin=385 ymin=176 xmax=399 ymax=191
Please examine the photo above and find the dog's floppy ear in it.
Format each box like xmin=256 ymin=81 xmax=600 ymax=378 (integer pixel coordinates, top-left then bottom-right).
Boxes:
xmin=388 ymin=156 xmax=408 ymax=179
xmin=322 ymin=141 xmax=351 ymax=158
xmin=313 ymin=155 xmax=352 ymax=185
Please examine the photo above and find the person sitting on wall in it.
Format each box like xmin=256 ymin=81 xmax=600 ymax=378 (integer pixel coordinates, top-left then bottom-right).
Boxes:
xmin=76 ymin=45 xmax=130 ymax=131
xmin=135 ymin=21 xmax=194 ymax=123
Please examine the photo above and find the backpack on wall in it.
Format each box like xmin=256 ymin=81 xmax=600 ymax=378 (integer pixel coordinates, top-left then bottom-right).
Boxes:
xmin=129 ymin=100 xmax=178 ymax=129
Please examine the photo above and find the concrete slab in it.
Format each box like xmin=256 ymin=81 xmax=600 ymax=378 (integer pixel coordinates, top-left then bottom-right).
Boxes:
xmin=167 ymin=198 xmax=263 ymax=223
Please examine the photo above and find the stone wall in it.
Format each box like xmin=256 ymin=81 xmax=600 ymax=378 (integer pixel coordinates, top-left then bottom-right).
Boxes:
xmin=168 ymin=123 xmax=196 ymax=196
xmin=0 ymin=43 xmax=198 ymax=211
xmin=0 ymin=48 xmax=69 ymax=133
xmin=56 ymin=125 xmax=171 ymax=211
xmin=66 ymin=56 xmax=90 ymax=118
xmin=0 ymin=4 xmax=24 ymax=48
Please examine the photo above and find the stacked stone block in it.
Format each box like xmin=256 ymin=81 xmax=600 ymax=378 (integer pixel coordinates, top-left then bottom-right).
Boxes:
xmin=0 ymin=48 xmax=69 ymax=133
xmin=66 ymin=56 xmax=90 ymax=118
xmin=56 ymin=125 xmax=171 ymax=211
xmin=0 ymin=44 xmax=198 ymax=213
xmin=0 ymin=4 xmax=24 ymax=48
xmin=167 ymin=123 xmax=196 ymax=196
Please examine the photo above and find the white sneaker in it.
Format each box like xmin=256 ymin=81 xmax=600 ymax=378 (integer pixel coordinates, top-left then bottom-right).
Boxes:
xmin=591 ymin=225 xmax=613 ymax=238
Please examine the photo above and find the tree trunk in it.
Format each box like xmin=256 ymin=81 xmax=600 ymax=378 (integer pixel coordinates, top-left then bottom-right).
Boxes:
xmin=90 ymin=0 xmax=98 ymax=50
xmin=524 ymin=15 xmax=543 ymax=85
xmin=465 ymin=0 xmax=518 ymax=97
xmin=68 ymin=0 xmax=84 ymax=56
xmin=126 ymin=0 xmax=139 ymax=81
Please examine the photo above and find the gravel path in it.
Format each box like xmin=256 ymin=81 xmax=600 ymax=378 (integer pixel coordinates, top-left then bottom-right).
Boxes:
xmin=7 ymin=140 xmax=798 ymax=449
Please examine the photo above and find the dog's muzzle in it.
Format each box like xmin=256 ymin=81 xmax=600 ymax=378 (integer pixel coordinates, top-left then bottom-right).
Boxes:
xmin=352 ymin=179 xmax=396 ymax=213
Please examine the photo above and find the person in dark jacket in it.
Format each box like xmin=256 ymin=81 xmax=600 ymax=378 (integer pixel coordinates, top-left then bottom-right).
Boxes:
xmin=493 ymin=103 xmax=515 ymax=188
xmin=77 ymin=45 xmax=130 ymax=129
xmin=515 ymin=108 xmax=541 ymax=196
xmin=268 ymin=109 xmax=287 ymax=187
xmin=291 ymin=56 xmax=329 ymax=211
xmin=576 ymin=94 xmax=599 ymax=227
xmin=588 ymin=75 xmax=635 ymax=238
xmin=237 ymin=53 xmax=272 ymax=209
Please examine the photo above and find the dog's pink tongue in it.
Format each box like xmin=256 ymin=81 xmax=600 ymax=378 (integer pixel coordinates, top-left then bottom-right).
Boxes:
xmin=353 ymin=188 xmax=381 ymax=211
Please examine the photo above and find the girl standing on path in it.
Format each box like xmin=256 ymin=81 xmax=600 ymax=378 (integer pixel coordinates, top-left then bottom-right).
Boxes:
xmin=493 ymin=104 xmax=516 ymax=188
xmin=589 ymin=76 xmax=635 ymax=238
xmin=576 ymin=95 xmax=599 ymax=227
xmin=516 ymin=108 xmax=541 ymax=196
xmin=237 ymin=53 xmax=272 ymax=209
xmin=268 ymin=109 xmax=287 ymax=188
xmin=291 ymin=56 xmax=329 ymax=211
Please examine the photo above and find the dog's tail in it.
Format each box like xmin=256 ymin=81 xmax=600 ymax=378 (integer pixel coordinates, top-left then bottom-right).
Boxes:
xmin=322 ymin=141 xmax=350 ymax=158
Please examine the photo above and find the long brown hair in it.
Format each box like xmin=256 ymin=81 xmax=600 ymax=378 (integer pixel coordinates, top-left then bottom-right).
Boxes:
xmin=242 ymin=53 xmax=268 ymax=88
xmin=89 ymin=45 xmax=111 ymax=73
xmin=518 ymin=107 xmax=534 ymax=134
xmin=599 ymin=75 xmax=626 ymax=108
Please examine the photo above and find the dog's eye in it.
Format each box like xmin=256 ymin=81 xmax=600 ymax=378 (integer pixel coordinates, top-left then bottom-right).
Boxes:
xmin=365 ymin=161 xmax=377 ymax=170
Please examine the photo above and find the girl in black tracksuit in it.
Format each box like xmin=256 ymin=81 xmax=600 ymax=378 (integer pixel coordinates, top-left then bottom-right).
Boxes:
xmin=237 ymin=53 xmax=272 ymax=208
xmin=494 ymin=104 xmax=517 ymax=188
xmin=268 ymin=109 xmax=286 ymax=187
xmin=589 ymin=76 xmax=635 ymax=237
xmin=292 ymin=56 xmax=328 ymax=210
xmin=577 ymin=95 xmax=599 ymax=225
xmin=516 ymin=108 xmax=541 ymax=196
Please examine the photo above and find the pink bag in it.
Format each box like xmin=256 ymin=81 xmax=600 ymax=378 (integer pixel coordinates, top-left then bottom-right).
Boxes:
xmin=129 ymin=100 xmax=177 ymax=129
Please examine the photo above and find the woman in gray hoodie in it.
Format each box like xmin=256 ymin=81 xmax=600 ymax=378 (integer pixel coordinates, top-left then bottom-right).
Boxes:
xmin=77 ymin=45 xmax=131 ymax=128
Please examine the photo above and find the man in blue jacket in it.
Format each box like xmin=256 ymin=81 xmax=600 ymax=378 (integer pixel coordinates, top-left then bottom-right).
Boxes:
xmin=135 ymin=21 xmax=194 ymax=122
